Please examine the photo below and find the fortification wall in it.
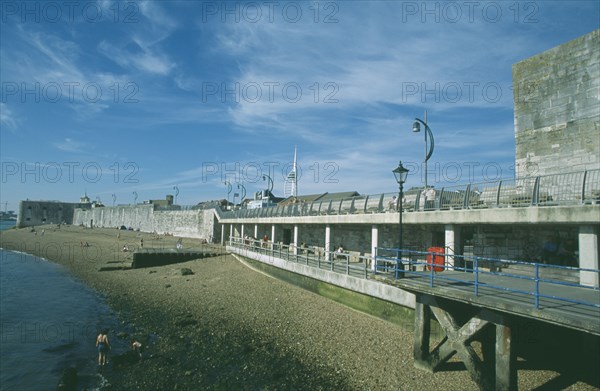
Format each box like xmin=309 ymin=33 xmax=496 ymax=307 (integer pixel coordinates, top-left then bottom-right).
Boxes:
xmin=73 ymin=204 xmax=155 ymax=231
xmin=17 ymin=201 xmax=81 ymax=228
xmin=513 ymin=29 xmax=600 ymax=177
xmin=72 ymin=205 xmax=217 ymax=240
xmin=153 ymin=210 xmax=202 ymax=237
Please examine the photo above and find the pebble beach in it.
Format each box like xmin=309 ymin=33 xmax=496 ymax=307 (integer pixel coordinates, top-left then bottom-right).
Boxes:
xmin=1 ymin=225 xmax=598 ymax=390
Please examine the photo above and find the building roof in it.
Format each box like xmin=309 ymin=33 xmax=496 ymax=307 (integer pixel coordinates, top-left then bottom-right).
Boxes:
xmin=279 ymin=191 xmax=361 ymax=205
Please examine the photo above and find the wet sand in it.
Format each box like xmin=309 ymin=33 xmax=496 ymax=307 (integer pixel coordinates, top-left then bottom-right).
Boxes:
xmin=0 ymin=225 xmax=597 ymax=390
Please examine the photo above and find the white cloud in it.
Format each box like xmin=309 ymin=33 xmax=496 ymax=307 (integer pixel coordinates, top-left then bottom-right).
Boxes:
xmin=97 ymin=40 xmax=174 ymax=76
xmin=53 ymin=138 xmax=87 ymax=153
xmin=0 ymin=103 xmax=18 ymax=131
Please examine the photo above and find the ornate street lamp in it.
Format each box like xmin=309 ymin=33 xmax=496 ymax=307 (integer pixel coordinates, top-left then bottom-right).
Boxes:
xmin=262 ymin=174 xmax=274 ymax=194
xmin=173 ymin=185 xmax=179 ymax=205
xmin=393 ymin=161 xmax=409 ymax=279
xmin=237 ymin=183 xmax=246 ymax=203
xmin=224 ymin=181 xmax=232 ymax=208
xmin=412 ymin=111 xmax=435 ymax=190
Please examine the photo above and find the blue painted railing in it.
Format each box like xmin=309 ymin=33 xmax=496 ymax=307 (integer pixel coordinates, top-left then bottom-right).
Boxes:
xmin=228 ymin=236 xmax=599 ymax=312
xmin=375 ymin=247 xmax=600 ymax=310
xmin=228 ymin=237 xmax=371 ymax=278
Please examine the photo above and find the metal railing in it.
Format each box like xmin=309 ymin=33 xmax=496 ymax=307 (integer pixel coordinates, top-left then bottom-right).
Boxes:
xmin=375 ymin=247 xmax=600 ymax=310
xmin=227 ymin=237 xmax=599 ymax=313
xmin=219 ymin=169 xmax=600 ymax=219
xmin=228 ymin=237 xmax=371 ymax=279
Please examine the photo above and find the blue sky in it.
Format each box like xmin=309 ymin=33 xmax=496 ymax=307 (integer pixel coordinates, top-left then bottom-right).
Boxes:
xmin=1 ymin=1 xmax=599 ymax=210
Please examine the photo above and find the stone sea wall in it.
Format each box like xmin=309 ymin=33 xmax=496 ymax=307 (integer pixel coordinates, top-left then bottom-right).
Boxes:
xmin=72 ymin=205 xmax=217 ymax=240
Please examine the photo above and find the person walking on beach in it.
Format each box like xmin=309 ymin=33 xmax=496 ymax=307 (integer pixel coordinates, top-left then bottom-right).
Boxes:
xmin=96 ymin=329 xmax=111 ymax=367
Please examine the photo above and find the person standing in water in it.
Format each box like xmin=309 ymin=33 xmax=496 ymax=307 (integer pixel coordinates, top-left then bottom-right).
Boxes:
xmin=131 ymin=339 xmax=143 ymax=361
xmin=96 ymin=329 xmax=111 ymax=367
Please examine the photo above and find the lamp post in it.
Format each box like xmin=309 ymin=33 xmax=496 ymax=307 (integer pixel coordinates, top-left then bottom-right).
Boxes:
xmin=224 ymin=181 xmax=232 ymax=208
xmin=173 ymin=186 xmax=179 ymax=205
xmin=393 ymin=161 xmax=409 ymax=279
xmin=132 ymin=191 xmax=138 ymax=205
xmin=112 ymin=194 xmax=116 ymax=206
xmin=237 ymin=183 xmax=246 ymax=204
xmin=412 ymin=111 xmax=435 ymax=190
xmin=262 ymin=174 xmax=273 ymax=194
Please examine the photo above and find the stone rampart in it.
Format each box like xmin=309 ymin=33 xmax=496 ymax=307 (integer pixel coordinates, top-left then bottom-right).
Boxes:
xmin=17 ymin=200 xmax=85 ymax=228
xmin=72 ymin=205 xmax=216 ymax=240
xmin=73 ymin=204 xmax=155 ymax=231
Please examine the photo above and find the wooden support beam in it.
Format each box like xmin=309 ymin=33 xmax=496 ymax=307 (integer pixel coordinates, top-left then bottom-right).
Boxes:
xmin=413 ymin=294 xmax=516 ymax=390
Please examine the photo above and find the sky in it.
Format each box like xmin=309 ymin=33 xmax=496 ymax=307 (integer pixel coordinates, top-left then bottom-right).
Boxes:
xmin=1 ymin=1 xmax=599 ymax=211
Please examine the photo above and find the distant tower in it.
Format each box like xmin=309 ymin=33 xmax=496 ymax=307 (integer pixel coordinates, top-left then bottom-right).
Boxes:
xmin=80 ymin=192 xmax=91 ymax=204
xmin=284 ymin=146 xmax=298 ymax=198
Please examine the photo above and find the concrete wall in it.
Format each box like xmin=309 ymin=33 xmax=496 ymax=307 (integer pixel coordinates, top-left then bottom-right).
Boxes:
xmin=513 ymin=29 xmax=600 ymax=177
xmin=228 ymin=247 xmax=416 ymax=309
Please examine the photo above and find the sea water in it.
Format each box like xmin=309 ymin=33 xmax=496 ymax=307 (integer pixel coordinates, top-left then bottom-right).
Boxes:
xmin=0 ymin=221 xmax=122 ymax=390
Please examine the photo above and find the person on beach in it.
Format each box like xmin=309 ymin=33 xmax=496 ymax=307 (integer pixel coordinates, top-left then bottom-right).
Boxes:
xmin=96 ymin=329 xmax=111 ymax=367
xmin=131 ymin=339 xmax=143 ymax=360
xmin=140 ymin=238 xmax=144 ymax=248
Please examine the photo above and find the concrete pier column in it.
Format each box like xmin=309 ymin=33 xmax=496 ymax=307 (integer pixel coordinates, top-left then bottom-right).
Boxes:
xmin=241 ymin=224 xmax=245 ymax=242
xmin=413 ymin=299 xmax=431 ymax=370
xmin=229 ymin=224 xmax=233 ymax=244
xmin=579 ymin=224 xmax=599 ymax=287
xmin=325 ymin=225 xmax=331 ymax=261
xmin=293 ymin=224 xmax=299 ymax=255
xmin=271 ymin=224 xmax=276 ymax=250
xmin=445 ymin=224 xmax=460 ymax=269
xmin=221 ymin=224 xmax=225 ymax=245
xmin=254 ymin=224 xmax=258 ymax=239
xmin=371 ymin=225 xmax=379 ymax=271
xmin=495 ymin=318 xmax=516 ymax=390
